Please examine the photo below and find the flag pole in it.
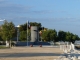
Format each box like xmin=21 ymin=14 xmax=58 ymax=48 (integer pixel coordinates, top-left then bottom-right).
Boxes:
xmin=27 ymin=20 xmax=28 ymax=46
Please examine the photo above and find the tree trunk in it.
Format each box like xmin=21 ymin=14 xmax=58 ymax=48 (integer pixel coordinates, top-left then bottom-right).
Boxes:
xmin=9 ymin=40 xmax=11 ymax=48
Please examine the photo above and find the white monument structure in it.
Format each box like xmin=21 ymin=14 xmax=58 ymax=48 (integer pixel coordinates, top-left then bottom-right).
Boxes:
xmin=55 ymin=42 xmax=80 ymax=60
xmin=6 ymin=41 xmax=9 ymax=47
xmin=31 ymin=26 xmax=38 ymax=42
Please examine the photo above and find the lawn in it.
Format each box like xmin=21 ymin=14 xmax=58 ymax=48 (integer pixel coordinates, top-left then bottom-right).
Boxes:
xmin=0 ymin=45 xmax=10 ymax=49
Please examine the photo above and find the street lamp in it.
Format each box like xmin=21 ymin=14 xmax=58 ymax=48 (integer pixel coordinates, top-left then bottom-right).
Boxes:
xmin=17 ymin=25 xmax=20 ymax=42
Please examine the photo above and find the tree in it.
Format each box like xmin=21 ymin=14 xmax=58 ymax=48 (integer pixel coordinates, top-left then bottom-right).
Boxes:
xmin=19 ymin=29 xmax=31 ymax=41
xmin=65 ymin=32 xmax=78 ymax=43
xmin=41 ymin=29 xmax=57 ymax=42
xmin=65 ymin=32 xmax=72 ymax=42
xmin=58 ymin=30 xmax=66 ymax=42
xmin=48 ymin=29 xmax=57 ymax=42
xmin=41 ymin=30 xmax=49 ymax=42
xmin=19 ymin=22 xmax=42 ymax=31
xmin=30 ymin=22 xmax=41 ymax=28
xmin=19 ymin=22 xmax=42 ymax=41
xmin=19 ymin=31 xmax=27 ymax=41
xmin=0 ymin=20 xmax=15 ymax=47
xmin=8 ymin=22 xmax=16 ymax=40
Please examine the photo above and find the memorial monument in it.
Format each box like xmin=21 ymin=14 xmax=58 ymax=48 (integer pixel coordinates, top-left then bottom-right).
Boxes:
xmin=31 ymin=26 xmax=38 ymax=42
xmin=55 ymin=42 xmax=80 ymax=60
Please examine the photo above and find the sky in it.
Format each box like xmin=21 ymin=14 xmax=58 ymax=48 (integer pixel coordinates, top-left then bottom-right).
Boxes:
xmin=0 ymin=0 xmax=80 ymax=36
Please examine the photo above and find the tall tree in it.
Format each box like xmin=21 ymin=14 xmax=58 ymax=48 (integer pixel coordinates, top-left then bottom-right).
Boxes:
xmin=19 ymin=22 xmax=42 ymax=31
xmin=19 ymin=31 xmax=27 ymax=41
xmin=49 ymin=29 xmax=57 ymax=42
xmin=58 ymin=30 xmax=66 ymax=41
xmin=0 ymin=20 xmax=15 ymax=47
xmin=41 ymin=30 xmax=50 ymax=42
xmin=41 ymin=29 xmax=57 ymax=42
xmin=19 ymin=29 xmax=31 ymax=41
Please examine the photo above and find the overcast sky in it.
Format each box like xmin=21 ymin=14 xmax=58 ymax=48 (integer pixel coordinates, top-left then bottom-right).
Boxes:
xmin=0 ymin=0 xmax=80 ymax=36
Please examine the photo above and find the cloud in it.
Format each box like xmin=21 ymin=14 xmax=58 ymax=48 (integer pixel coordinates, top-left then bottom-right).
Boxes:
xmin=53 ymin=17 xmax=80 ymax=22
xmin=0 ymin=0 xmax=9 ymax=4
xmin=0 ymin=5 xmax=29 ymax=13
xmin=30 ymin=10 xmax=53 ymax=14
xmin=0 ymin=0 xmax=32 ymax=17
xmin=0 ymin=0 xmax=52 ymax=15
xmin=0 ymin=0 xmax=80 ymax=27
xmin=0 ymin=0 xmax=52 ymax=20
xmin=53 ymin=10 xmax=67 ymax=13
xmin=8 ymin=16 xmax=80 ymax=23
xmin=0 ymin=0 xmax=6 ymax=2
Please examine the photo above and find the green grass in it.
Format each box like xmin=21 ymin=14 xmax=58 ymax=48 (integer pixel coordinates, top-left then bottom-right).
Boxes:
xmin=0 ymin=46 xmax=10 ymax=49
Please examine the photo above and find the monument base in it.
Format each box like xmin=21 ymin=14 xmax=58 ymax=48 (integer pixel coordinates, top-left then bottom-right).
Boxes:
xmin=15 ymin=42 xmax=50 ymax=46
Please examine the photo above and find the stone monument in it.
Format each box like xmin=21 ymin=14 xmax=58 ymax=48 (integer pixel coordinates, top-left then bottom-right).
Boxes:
xmin=31 ymin=26 xmax=39 ymax=43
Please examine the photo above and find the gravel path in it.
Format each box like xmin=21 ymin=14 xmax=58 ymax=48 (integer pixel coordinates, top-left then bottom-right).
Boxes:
xmin=0 ymin=46 xmax=63 ymax=60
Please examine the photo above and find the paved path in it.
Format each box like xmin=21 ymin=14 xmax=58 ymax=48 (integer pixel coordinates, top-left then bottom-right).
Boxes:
xmin=0 ymin=53 xmax=63 ymax=57
xmin=0 ymin=47 xmax=64 ymax=58
xmin=0 ymin=47 xmax=80 ymax=60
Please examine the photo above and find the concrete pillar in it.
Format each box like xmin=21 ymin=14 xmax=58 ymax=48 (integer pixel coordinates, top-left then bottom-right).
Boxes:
xmin=31 ymin=26 xmax=39 ymax=42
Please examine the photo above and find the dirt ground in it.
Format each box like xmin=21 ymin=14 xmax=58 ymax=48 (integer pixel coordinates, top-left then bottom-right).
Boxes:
xmin=0 ymin=46 xmax=63 ymax=60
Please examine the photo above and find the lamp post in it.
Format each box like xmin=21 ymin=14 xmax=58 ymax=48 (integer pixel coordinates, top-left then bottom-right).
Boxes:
xmin=17 ymin=25 xmax=20 ymax=42
xmin=27 ymin=21 xmax=28 ymax=46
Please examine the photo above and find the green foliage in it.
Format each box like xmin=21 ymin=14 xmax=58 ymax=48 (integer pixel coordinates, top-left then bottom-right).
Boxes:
xmin=58 ymin=30 xmax=66 ymax=41
xmin=19 ymin=22 xmax=42 ymax=31
xmin=30 ymin=22 xmax=41 ymax=28
xmin=19 ymin=31 xmax=27 ymax=41
xmin=0 ymin=20 xmax=15 ymax=41
xmin=19 ymin=29 xmax=31 ymax=41
xmin=0 ymin=20 xmax=79 ymax=43
xmin=41 ymin=29 xmax=57 ymax=42
xmin=57 ymin=30 xmax=80 ymax=43
xmin=49 ymin=29 xmax=57 ymax=41
xmin=41 ymin=31 xmax=49 ymax=41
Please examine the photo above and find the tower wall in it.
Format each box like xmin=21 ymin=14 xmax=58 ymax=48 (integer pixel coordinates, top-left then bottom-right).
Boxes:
xmin=31 ymin=26 xmax=38 ymax=42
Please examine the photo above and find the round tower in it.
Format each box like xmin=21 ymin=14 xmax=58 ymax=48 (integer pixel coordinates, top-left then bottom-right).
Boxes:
xmin=31 ymin=26 xmax=39 ymax=42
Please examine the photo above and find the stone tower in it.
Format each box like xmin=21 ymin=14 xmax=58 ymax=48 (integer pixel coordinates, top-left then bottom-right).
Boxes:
xmin=31 ymin=26 xmax=39 ymax=42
